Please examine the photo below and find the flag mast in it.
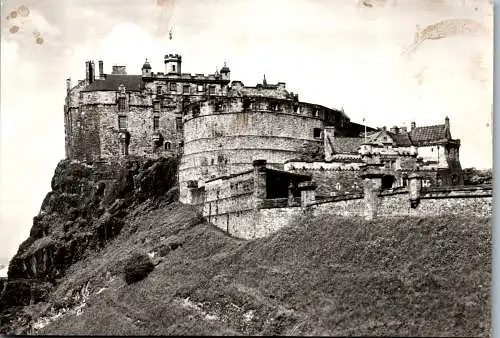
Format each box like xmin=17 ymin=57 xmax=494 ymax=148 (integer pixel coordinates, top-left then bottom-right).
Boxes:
xmin=363 ymin=117 xmax=367 ymax=143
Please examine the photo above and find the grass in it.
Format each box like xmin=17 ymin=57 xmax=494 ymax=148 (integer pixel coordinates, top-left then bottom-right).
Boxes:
xmin=10 ymin=202 xmax=490 ymax=336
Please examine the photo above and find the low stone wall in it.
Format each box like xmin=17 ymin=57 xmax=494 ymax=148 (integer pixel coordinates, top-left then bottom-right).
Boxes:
xmin=377 ymin=186 xmax=492 ymax=218
xmin=207 ymin=206 xmax=304 ymax=239
xmin=285 ymin=167 xmax=362 ymax=197
xmin=312 ymin=196 xmax=365 ymax=217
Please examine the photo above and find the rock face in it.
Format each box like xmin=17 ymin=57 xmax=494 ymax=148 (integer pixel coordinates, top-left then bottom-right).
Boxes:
xmin=0 ymin=156 xmax=179 ymax=322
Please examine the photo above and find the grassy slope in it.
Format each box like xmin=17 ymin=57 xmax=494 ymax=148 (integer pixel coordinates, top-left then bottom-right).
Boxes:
xmin=31 ymin=202 xmax=490 ymax=336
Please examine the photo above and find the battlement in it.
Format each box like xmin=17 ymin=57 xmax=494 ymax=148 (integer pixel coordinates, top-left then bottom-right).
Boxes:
xmin=164 ymin=54 xmax=182 ymax=60
xmin=151 ymin=72 xmax=224 ymax=82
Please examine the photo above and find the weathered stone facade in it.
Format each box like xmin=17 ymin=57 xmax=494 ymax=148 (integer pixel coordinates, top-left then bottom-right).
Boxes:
xmin=182 ymin=159 xmax=491 ymax=240
xmin=62 ymin=53 xmax=478 ymax=240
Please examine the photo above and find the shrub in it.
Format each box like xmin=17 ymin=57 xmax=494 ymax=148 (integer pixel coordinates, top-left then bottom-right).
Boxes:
xmin=122 ymin=253 xmax=154 ymax=284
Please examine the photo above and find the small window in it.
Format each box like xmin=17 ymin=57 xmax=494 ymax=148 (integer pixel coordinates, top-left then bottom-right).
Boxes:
xmin=169 ymin=83 xmax=177 ymax=92
xmin=118 ymin=97 xmax=126 ymax=111
xmin=156 ymin=86 xmax=162 ymax=95
xmin=176 ymin=117 xmax=183 ymax=131
xmin=209 ymin=86 xmax=216 ymax=95
xmin=197 ymin=84 xmax=204 ymax=92
xmin=164 ymin=141 xmax=171 ymax=150
xmin=153 ymin=116 xmax=160 ymax=130
xmin=118 ymin=116 xmax=127 ymax=130
xmin=153 ymin=101 xmax=160 ymax=112
xmin=183 ymin=85 xmax=190 ymax=94
xmin=313 ymin=128 xmax=322 ymax=138
xmin=172 ymin=64 xmax=176 ymax=72
xmin=179 ymin=141 xmax=184 ymax=149
xmin=211 ymin=158 xmax=214 ymax=165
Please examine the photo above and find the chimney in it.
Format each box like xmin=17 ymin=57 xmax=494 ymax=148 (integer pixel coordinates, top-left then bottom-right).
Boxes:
xmin=98 ymin=60 xmax=104 ymax=79
xmin=411 ymin=121 xmax=416 ymax=130
xmin=89 ymin=61 xmax=95 ymax=84
xmin=400 ymin=126 xmax=407 ymax=133
xmin=85 ymin=61 xmax=91 ymax=83
xmin=382 ymin=126 xmax=387 ymax=131
xmin=445 ymin=116 xmax=450 ymax=130
xmin=112 ymin=65 xmax=127 ymax=75
xmin=390 ymin=125 xmax=398 ymax=134
xmin=66 ymin=78 xmax=71 ymax=93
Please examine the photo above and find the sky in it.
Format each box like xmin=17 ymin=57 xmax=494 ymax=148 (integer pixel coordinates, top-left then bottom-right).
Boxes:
xmin=0 ymin=0 xmax=493 ymax=262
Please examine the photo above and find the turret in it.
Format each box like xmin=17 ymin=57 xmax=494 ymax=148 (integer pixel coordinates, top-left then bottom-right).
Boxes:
xmin=164 ymin=54 xmax=182 ymax=75
xmin=220 ymin=62 xmax=230 ymax=81
xmin=142 ymin=58 xmax=152 ymax=78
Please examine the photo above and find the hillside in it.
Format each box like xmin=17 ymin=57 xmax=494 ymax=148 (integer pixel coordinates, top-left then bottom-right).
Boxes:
xmin=0 ymin=157 xmax=491 ymax=336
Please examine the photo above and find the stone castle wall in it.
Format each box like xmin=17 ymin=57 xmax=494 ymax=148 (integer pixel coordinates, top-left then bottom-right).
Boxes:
xmin=179 ymin=101 xmax=327 ymax=194
xmin=284 ymin=161 xmax=364 ymax=197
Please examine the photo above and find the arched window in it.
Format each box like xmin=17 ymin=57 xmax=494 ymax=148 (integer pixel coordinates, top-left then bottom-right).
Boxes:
xmin=164 ymin=141 xmax=171 ymax=150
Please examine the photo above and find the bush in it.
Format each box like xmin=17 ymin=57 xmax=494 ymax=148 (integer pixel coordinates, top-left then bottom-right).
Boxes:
xmin=122 ymin=253 xmax=154 ymax=285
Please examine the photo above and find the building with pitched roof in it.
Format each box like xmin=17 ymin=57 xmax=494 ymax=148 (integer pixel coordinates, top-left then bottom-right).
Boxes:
xmin=64 ymin=54 xmax=463 ymax=210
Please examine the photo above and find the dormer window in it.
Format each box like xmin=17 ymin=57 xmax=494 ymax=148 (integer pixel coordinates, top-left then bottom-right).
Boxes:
xmin=197 ymin=84 xmax=204 ymax=92
xmin=183 ymin=85 xmax=190 ymax=94
xmin=156 ymin=86 xmax=162 ymax=95
xmin=209 ymin=86 xmax=216 ymax=95
xmin=169 ymin=83 xmax=177 ymax=92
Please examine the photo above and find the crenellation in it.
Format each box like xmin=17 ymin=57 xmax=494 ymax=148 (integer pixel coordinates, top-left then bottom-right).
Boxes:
xmin=63 ymin=53 xmax=481 ymax=240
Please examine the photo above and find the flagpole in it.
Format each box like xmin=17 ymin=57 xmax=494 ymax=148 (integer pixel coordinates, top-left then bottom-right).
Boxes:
xmin=364 ymin=117 xmax=367 ymax=143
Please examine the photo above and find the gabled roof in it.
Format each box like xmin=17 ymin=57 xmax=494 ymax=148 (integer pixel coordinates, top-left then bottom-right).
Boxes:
xmin=389 ymin=132 xmax=413 ymax=147
xmin=409 ymin=124 xmax=450 ymax=145
xmin=331 ymin=137 xmax=365 ymax=154
xmin=82 ymin=75 xmax=145 ymax=92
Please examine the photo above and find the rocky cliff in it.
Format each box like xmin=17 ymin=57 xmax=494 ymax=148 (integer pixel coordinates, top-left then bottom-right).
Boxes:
xmin=0 ymin=156 xmax=179 ymax=332
xmin=0 ymin=156 xmax=491 ymax=336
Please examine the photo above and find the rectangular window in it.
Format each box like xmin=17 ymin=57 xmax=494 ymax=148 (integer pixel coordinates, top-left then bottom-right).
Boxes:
xmin=153 ymin=101 xmax=160 ymax=112
xmin=118 ymin=97 xmax=126 ymax=111
xmin=197 ymin=84 xmax=204 ymax=92
xmin=176 ymin=117 xmax=183 ymax=131
xmin=169 ymin=83 xmax=177 ymax=92
xmin=209 ymin=86 xmax=216 ymax=95
xmin=156 ymin=86 xmax=162 ymax=95
xmin=183 ymin=85 xmax=190 ymax=94
xmin=118 ymin=116 xmax=127 ymax=130
xmin=313 ymin=128 xmax=322 ymax=139
xmin=153 ymin=116 xmax=160 ymax=130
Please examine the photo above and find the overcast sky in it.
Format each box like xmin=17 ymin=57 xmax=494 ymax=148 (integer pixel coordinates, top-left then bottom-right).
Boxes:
xmin=0 ymin=0 xmax=493 ymax=261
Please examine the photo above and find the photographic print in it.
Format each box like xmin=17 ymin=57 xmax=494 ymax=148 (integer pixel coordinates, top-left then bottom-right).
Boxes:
xmin=0 ymin=0 xmax=493 ymax=335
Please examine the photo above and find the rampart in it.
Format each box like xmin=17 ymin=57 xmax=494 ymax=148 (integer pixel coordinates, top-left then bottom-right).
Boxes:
xmin=184 ymin=160 xmax=492 ymax=240
xmin=178 ymin=95 xmax=348 ymax=201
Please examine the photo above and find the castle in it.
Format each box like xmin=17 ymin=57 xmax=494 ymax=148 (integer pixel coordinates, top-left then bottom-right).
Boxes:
xmin=63 ymin=53 xmax=488 ymax=239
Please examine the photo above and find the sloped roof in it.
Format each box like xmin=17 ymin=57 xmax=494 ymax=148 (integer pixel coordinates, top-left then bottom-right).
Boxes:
xmin=389 ymin=132 xmax=413 ymax=147
xmin=409 ymin=124 xmax=448 ymax=144
xmin=82 ymin=75 xmax=145 ymax=92
xmin=331 ymin=137 xmax=364 ymax=154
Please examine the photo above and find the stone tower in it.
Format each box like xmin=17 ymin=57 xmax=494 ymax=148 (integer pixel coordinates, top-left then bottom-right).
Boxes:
xmin=165 ymin=54 xmax=182 ymax=75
